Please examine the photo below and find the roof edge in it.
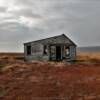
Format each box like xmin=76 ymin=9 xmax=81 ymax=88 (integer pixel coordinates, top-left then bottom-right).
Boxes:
xmin=62 ymin=34 xmax=77 ymax=46
xmin=24 ymin=34 xmax=77 ymax=46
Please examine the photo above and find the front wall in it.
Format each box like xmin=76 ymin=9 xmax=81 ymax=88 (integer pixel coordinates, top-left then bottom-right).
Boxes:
xmin=24 ymin=43 xmax=76 ymax=61
xmin=24 ymin=43 xmax=49 ymax=61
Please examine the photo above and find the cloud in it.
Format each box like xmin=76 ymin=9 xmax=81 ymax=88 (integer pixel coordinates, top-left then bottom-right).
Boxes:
xmin=0 ymin=0 xmax=100 ymax=52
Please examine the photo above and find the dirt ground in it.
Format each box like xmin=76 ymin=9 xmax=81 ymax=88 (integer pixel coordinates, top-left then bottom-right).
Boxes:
xmin=0 ymin=53 xmax=100 ymax=100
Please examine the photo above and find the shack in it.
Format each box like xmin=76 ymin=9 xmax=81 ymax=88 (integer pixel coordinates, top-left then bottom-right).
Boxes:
xmin=24 ymin=34 xmax=77 ymax=61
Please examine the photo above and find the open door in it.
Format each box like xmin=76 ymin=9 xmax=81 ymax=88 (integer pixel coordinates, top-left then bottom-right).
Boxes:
xmin=56 ymin=46 xmax=62 ymax=60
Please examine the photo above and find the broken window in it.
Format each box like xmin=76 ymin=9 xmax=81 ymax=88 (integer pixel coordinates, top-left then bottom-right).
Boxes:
xmin=43 ymin=45 xmax=48 ymax=55
xmin=27 ymin=45 xmax=31 ymax=55
xmin=65 ymin=47 xmax=70 ymax=56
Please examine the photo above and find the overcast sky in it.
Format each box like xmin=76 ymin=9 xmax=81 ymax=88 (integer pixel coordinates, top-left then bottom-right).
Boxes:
xmin=0 ymin=0 xmax=100 ymax=52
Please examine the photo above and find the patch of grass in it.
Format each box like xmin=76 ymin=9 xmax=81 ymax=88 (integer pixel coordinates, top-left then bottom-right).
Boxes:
xmin=14 ymin=56 xmax=24 ymax=60
xmin=0 ymin=88 xmax=6 ymax=97
xmin=89 ymin=58 xmax=100 ymax=63
xmin=0 ymin=65 xmax=5 ymax=70
xmin=2 ymin=57 xmax=9 ymax=60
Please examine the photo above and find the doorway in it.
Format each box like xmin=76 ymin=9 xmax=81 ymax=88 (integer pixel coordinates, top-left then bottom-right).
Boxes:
xmin=56 ymin=46 xmax=62 ymax=60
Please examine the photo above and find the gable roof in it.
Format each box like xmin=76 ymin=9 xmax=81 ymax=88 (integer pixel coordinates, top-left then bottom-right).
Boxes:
xmin=24 ymin=34 xmax=77 ymax=46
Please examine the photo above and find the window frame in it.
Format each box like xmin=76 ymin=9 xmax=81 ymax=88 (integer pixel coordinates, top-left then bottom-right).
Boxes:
xmin=65 ymin=46 xmax=70 ymax=56
xmin=43 ymin=45 xmax=48 ymax=55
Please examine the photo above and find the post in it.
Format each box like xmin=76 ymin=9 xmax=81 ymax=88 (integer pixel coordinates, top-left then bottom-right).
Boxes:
xmin=48 ymin=45 xmax=51 ymax=60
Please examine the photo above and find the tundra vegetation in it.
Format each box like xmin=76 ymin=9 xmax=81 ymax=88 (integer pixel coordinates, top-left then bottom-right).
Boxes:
xmin=0 ymin=52 xmax=100 ymax=100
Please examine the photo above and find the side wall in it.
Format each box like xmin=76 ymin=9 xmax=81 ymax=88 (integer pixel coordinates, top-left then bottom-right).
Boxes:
xmin=24 ymin=43 xmax=49 ymax=61
xmin=69 ymin=46 xmax=76 ymax=60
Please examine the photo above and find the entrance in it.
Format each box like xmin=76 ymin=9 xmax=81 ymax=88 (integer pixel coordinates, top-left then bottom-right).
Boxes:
xmin=56 ymin=46 xmax=62 ymax=60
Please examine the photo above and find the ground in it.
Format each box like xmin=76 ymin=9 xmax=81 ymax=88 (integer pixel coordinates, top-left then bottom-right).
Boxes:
xmin=0 ymin=53 xmax=100 ymax=100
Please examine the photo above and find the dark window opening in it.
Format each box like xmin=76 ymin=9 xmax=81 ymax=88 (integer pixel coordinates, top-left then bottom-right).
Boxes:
xmin=43 ymin=45 xmax=48 ymax=55
xmin=65 ymin=47 xmax=70 ymax=56
xmin=27 ymin=45 xmax=31 ymax=55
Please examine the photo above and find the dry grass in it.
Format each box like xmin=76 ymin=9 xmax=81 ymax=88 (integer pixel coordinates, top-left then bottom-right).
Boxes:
xmin=0 ymin=53 xmax=100 ymax=100
xmin=77 ymin=52 xmax=100 ymax=63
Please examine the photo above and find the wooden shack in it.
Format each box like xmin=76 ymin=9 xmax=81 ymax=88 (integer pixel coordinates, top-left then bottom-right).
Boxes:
xmin=24 ymin=34 xmax=77 ymax=61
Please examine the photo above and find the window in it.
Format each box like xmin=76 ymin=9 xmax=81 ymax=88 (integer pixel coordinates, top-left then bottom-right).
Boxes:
xmin=27 ymin=45 xmax=31 ymax=55
xmin=65 ymin=47 xmax=70 ymax=56
xmin=43 ymin=45 xmax=48 ymax=55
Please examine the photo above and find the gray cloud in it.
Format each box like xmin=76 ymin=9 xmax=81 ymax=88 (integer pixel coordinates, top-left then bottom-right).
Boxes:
xmin=0 ymin=7 xmax=6 ymax=12
xmin=0 ymin=0 xmax=100 ymax=52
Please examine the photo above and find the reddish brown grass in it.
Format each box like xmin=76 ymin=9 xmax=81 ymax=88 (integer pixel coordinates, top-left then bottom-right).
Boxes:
xmin=0 ymin=52 xmax=100 ymax=100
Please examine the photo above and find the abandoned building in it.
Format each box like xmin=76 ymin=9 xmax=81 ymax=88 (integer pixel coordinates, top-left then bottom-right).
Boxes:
xmin=24 ymin=34 xmax=77 ymax=61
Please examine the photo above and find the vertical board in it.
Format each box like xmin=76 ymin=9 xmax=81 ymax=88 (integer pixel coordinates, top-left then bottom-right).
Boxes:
xmin=70 ymin=46 xmax=76 ymax=59
xmin=50 ymin=46 xmax=56 ymax=60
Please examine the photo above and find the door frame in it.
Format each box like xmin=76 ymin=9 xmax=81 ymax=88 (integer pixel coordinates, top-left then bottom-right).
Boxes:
xmin=49 ymin=44 xmax=63 ymax=61
xmin=56 ymin=46 xmax=62 ymax=60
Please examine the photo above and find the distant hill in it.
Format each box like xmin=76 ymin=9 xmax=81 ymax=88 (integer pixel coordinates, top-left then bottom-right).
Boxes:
xmin=77 ymin=46 xmax=100 ymax=52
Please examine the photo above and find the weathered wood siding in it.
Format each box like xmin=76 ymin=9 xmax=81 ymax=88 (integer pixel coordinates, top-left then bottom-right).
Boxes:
xmin=24 ymin=34 xmax=77 ymax=61
xmin=69 ymin=46 xmax=76 ymax=60
xmin=24 ymin=43 xmax=49 ymax=61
